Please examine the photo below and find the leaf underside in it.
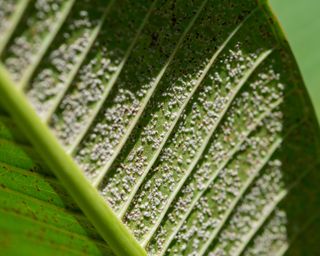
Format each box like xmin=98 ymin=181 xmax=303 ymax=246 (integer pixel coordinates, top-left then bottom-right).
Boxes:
xmin=0 ymin=0 xmax=320 ymax=255
xmin=0 ymin=107 xmax=113 ymax=255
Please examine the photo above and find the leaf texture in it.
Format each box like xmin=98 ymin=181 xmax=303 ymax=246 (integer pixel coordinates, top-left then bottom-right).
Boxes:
xmin=0 ymin=106 xmax=112 ymax=255
xmin=0 ymin=0 xmax=320 ymax=255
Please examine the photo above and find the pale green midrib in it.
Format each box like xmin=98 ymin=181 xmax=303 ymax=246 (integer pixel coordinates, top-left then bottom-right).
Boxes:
xmin=197 ymin=138 xmax=282 ymax=256
xmin=116 ymin=9 xmax=259 ymax=219
xmin=0 ymin=0 xmax=31 ymax=55
xmin=43 ymin=0 xmax=116 ymax=123
xmin=200 ymin=118 xmax=309 ymax=256
xmin=18 ymin=0 xmax=76 ymax=90
xmin=156 ymin=97 xmax=283 ymax=256
xmin=234 ymin=162 xmax=315 ymax=256
xmin=67 ymin=0 xmax=158 ymax=154
xmin=140 ymin=48 xmax=273 ymax=246
xmin=0 ymin=64 xmax=146 ymax=256
xmin=0 ymin=187 xmax=108 ymax=246
xmin=92 ymin=0 xmax=209 ymax=188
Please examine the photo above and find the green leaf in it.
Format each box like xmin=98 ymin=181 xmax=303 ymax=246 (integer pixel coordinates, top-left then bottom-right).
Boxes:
xmin=0 ymin=107 xmax=112 ymax=255
xmin=0 ymin=0 xmax=320 ymax=255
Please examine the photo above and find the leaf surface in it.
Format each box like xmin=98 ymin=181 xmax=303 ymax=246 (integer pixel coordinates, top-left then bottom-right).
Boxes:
xmin=0 ymin=107 xmax=112 ymax=255
xmin=0 ymin=0 xmax=320 ymax=255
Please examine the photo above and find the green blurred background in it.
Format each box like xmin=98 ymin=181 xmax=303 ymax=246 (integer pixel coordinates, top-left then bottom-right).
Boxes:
xmin=270 ymin=0 xmax=320 ymax=122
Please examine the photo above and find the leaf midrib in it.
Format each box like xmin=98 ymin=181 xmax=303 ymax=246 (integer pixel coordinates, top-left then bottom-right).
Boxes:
xmin=0 ymin=64 xmax=147 ymax=256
